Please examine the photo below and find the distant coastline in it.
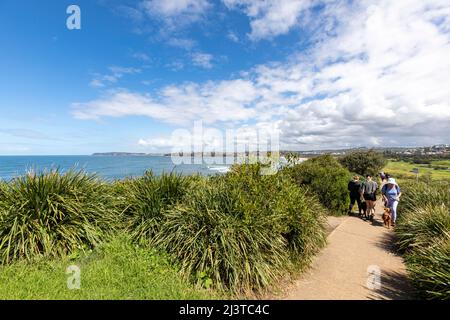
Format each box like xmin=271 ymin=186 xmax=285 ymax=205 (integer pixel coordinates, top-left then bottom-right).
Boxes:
xmin=92 ymin=152 xmax=165 ymax=156
xmin=91 ymin=144 xmax=450 ymax=158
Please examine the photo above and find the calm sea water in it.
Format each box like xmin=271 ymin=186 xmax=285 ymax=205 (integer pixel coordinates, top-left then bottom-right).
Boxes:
xmin=0 ymin=156 xmax=232 ymax=181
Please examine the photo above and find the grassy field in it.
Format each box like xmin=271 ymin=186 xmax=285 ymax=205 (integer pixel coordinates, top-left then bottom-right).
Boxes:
xmin=384 ymin=160 xmax=450 ymax=181
xmin=0 ymin=235 xmax=217 ymax=300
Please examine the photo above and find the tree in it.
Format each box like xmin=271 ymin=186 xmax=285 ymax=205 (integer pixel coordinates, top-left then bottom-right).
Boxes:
xmin=339 ymin=149 xmax=387 ymax=176
xmin=286 ymin=155 xmax=351 ymax=214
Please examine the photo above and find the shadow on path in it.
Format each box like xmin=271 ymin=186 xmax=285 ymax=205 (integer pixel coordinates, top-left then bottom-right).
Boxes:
xmin=367 ymin=269 xmax=416 ymax=300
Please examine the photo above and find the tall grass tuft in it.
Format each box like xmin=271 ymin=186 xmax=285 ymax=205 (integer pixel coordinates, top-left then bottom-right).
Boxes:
xmin=117 ymin=171 xmax=191 ymax=244
xmin=405 ymin=234 xmax=450 ymax=300
xmin=153 ymin=164 xmax=327 ymax=294
xmin=399 ymin=181 xmax=450 ymax=213
xmin=396 ymin=204 xmax=450 ymax=251
xmin=395 ymin=181 xmax=450 ymax=300
xmin=0 ymin=170 xmax=118 ymax=264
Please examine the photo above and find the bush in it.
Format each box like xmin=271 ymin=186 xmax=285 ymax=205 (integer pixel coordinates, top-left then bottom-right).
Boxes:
xmin=339 ymin=149 xmax=387 ymax=176
xmin=396 ymin=204 xmax=450 ymax=251
xmin=285 ymin=155 xmax=350 ymax=214
xmin=0 ymin=170 xmax=118 ymax=264
xmin=395 ymin=182 xmax=450 ymax=300
xmin=116 ymin=171 xmax=191 ymax=244
xmin=405 ymin=235 xmax=450 ymax=300
xmin=399 ymin=181 xmax=450 ymax=213
xmin=152 ymin=164 xmax=326 ymax=293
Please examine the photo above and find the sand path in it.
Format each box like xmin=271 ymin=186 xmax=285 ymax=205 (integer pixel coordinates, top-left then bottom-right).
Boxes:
xmin=284 ymin=200 xmax=415 ymax=300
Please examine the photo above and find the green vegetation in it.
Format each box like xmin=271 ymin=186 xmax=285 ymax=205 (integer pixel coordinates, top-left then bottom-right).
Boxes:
xmin=286 ymin=155 xmax=351 ymax=215
xmin=384 ymin=160 xmax=450 ymax=182
xmin=5 ymin=160 xmax=447 ymax=300
xmin=339 ymin=149 xmax=387 ymax=176
xmin=0 ymin=165 xmax=327 ymax=298
xmin=395 ymin=182 xmax=450 ymax=300
xmin=0 ymin=235 xmax=215 ymax=300
xmin=153 ymin=165 xmax=326 ymax=293
xmin=383 ymin=151 xmax=450 ymax=165
xmin=0 ymin=170 xmax=118 ymax=264
xmin=117 ymin=172 xmax=191 ymax=244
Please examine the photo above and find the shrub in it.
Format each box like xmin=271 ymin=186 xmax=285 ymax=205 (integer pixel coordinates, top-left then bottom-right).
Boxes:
xmin=153 ymin=164 xmax=326 ymax=293
xmin=117 ymin=171 xmax=191 ymax=244
xmin=399 ymin=181 xmax=450 ymax=214
xmin=0 ymin=170 xmax=118 ymax=264
xmin=405 ymin=235 xmax=450 ymax=300
xmin=272 ymin=176 xmax=326 ymax=262
xmin=285 ymin=155 xmax=350 ymax=214
xmin=396 ymin=204 xmax=450 ymax=251
xmin=339 ymin=149 xmax=387 ymax=176
xmin=395 ymin=182 xmax=450 ymax=300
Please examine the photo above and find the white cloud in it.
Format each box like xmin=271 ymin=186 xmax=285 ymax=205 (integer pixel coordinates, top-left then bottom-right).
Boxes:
xmin=73 ymin=79 xmax=257 ymax=125
xmin=90 ymin=66 xmax=141 ymax=88
xmin=166 ymin=60 xmax=185 ymax=71
xmin=132 ymin=52 xmax=150 ymax=61
xmin=191 ymin=52 xmax=214 ymax=69
xmin=223 ymin=0 xmax=316 ymax=40
xmin=227 ymin=31 xmax=239 ymax=42
xmin=138 ymin=137 xmax=181 ymax=148
xmin=77 ymin=0 xmax=450 ymax=150
xmin=166 ymin=37 xmax=197 ymax=50
xmin=140 ymin=0 xmax=211 ymax=28
xmin=142 ymin=0 xmax=210 ymax=17
xmin=274 ymin=0 xmax=450 ymax=149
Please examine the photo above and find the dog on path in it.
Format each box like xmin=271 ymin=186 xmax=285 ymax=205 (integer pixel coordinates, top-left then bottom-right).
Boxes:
xmin=360 ymin=200 xmax=368 ymax=219
xmin=382 ymin=207 xmax=392 ymax=228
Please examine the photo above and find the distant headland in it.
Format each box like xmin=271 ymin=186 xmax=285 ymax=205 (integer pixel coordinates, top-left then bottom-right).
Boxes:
xmin=92 ymin=152 xmax=152 ymax=156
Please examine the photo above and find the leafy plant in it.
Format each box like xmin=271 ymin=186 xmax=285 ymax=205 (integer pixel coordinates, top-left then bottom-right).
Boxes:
xmin=399 ymin=181 xmax=450 ymax=214
xmin=405 ymin=235 xmax=450 ymax=300
xmin=395 ymin=181 xmax=450 ymax=300
xmin=117 ymin=171 xmax=191 ymax=244
xmin=152 ymin=164 xmax=327 ymax=294
xmin=0 ymin=170 xmax=118 ymax=264
xmin=396 ymin=204 xmax=450 ymax=251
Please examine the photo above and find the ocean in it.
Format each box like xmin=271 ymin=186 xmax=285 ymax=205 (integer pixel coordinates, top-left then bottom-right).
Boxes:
xmin=0 ymin=156 xmax=232 ymax=181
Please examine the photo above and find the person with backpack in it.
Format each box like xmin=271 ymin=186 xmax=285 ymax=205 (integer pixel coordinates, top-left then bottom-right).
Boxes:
xmin=347 ymin=175 xmax=363 ymax=216
xmin=362 ymin=174 xmax=378 ymax=221
xmin=379 ymin=172 xmax=389 ymax=207
xmin=382 ymin=178 xmax=402 ymax=226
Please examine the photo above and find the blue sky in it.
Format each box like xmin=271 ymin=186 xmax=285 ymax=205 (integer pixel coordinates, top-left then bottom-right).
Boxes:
xmin=0 ymin=0 xmax=449 ymax=155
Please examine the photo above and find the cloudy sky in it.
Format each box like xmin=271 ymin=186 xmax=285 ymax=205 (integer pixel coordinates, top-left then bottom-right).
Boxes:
xmin=0 ymin=0 xmax=449 ymax=155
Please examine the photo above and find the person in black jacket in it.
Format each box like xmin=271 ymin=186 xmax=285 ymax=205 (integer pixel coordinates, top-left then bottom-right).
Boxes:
xmin=348 ymin=175 xmax=363 ymax=216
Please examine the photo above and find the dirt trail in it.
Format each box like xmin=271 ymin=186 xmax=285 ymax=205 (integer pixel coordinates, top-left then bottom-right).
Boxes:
xmin=284 ymin=200 xmax=415 ymax=300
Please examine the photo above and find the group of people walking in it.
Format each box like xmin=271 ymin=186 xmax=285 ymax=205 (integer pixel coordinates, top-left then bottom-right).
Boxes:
xmin=347 ymin=172 xmax=401 ymax=226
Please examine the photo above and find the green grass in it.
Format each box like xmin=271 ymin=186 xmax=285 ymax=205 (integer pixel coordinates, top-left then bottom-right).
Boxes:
xmin=384 ymin=160 xmax=450 ymax=182
xmin=0 ymin=235 xmax=217 ymax=300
